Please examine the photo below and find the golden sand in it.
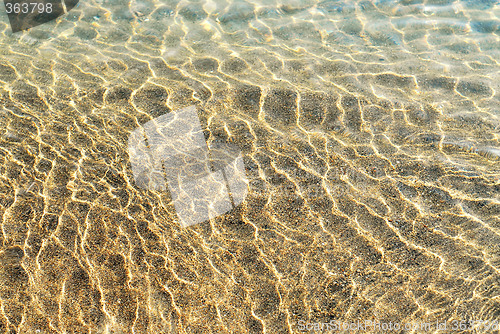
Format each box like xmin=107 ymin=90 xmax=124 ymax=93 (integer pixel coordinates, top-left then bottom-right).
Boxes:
xmin=0 ymin=0 xmax=499 ymax=333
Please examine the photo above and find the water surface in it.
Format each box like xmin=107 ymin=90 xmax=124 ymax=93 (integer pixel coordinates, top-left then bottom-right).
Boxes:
xmin=0 ymin=0 xmax=499 ymax=333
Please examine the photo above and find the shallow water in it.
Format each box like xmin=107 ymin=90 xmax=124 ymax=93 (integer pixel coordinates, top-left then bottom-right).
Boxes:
xmin=0 ymin=0 xmax=499 ymax=333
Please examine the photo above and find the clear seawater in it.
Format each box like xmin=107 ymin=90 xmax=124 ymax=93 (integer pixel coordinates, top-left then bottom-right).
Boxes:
xmin=0 ymin=0 xmax=499 ymax=333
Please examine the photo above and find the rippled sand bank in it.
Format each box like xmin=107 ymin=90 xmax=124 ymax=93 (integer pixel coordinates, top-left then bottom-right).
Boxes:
xmin=0 ymin=0 xmax=499 ymax=333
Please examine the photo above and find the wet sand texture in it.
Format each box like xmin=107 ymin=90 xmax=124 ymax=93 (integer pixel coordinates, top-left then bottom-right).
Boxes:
xmin=0 ymin=0 xmax=499 ymax=333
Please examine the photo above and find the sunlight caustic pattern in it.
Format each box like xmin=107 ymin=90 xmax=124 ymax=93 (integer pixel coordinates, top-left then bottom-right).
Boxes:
xmin=0 ymin=0 xmax=499 ymax=333
xmin=128 ymin=105 xmax=248 ymax=228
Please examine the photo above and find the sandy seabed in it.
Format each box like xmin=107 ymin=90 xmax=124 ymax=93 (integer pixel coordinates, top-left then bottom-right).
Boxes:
xmin=0 ymin=0 xmax=499 ymax=333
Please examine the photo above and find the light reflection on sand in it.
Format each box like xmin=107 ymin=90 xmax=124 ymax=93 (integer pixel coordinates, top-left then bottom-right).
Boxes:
xmin=0 ymin=0 xmax=499 ymax=333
